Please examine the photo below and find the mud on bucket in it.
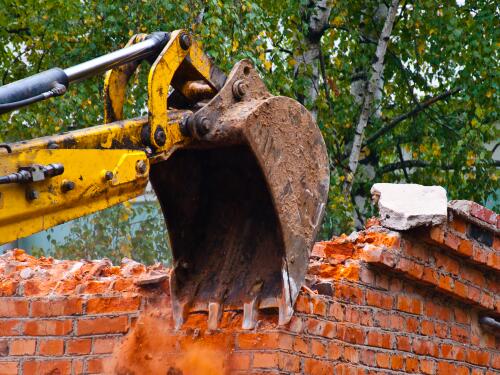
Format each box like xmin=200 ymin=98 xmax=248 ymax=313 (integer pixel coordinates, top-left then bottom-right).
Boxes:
xmin=150 ymin=60 xmax=330 ymax=330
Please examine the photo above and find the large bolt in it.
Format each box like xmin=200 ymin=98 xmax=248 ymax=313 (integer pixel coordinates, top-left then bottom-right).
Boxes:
xmin=61 ymin=180 xmax=75 ymax=193
xmin=103 ymin=170 xmax=114 ymax=181
xmin=136 ymin=160 xmax=147 ymax=175
xmin=232 ymin=79 xmax=247 ymax=100
xmin=195 ymin=116 xmax=210 ymax=137
xmin=26 ymin=189 xmax=39 ymax=201
xmin=154 ymin=127 xmax=167 ymax=146
xmin=179 ymin=33 xmax=191 ymax=50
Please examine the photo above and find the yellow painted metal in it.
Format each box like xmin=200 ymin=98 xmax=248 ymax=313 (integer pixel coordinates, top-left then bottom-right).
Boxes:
xmin=103 ymin=34 xmax=148 ymax=123
xmin=0 ymin=149 xmax=148 ymax=244
xmin=7 ymin=110 xmax=189 ymax=155
xmin=0 ymin=29 xmax=223 ymax=244
xmin=148 ymin=30 xmax=189 ymax=150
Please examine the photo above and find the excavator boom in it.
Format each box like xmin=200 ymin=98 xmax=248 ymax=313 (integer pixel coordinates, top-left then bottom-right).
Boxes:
xmin=0 ymin=30 xmax=329 ymax=329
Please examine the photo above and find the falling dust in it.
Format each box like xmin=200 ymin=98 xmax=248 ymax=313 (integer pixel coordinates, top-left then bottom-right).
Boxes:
xmin=105 ymin=300 xmax=232 ymax=375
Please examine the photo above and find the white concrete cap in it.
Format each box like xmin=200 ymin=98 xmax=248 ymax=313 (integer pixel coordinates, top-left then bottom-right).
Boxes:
xmin=370 ymin=183 xmax=448 ymax=230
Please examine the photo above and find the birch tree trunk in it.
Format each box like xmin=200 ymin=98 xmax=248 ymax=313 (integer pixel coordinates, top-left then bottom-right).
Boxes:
xmin=343 ymin=0 xmax=400 ymax=197
xmin=294 ymin=0 xmax=332 ymax=120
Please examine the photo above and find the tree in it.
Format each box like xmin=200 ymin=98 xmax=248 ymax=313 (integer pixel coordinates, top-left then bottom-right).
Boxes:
xmin=1 ymin=0 xmax=498 ymax=261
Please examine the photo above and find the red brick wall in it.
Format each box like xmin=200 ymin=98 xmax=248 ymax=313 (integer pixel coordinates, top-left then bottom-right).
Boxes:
xmin=0 ymin=201 xmax=498 ymax=374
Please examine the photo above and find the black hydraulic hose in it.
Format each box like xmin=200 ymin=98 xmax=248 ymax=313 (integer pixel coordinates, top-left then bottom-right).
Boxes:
xmin=479 ymin=316 xmax=500 ymax=331
xmin=0 ymin=32 xmax=170 ymax=115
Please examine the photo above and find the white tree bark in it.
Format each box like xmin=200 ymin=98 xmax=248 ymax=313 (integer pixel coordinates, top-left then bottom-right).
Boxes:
xmin=343 ymin=0 xmax=399 ymax=197
xmin=294 ymin=0 xmax=332 ymax=120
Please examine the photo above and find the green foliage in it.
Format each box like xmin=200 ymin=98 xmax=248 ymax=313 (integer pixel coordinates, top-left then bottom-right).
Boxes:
xmin=1 ymin=0 xmax=498 ymax=258
xmin=50 ymin=199 xmax=170 ymax=265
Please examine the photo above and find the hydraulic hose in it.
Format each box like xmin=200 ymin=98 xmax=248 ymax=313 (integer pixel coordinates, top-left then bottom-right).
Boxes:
xmin=0 ymin=32 xmax=170 ymax=114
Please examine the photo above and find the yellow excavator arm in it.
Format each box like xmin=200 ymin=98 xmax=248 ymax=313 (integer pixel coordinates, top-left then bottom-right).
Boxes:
xmin=0 ymin=30 xmax=330 ymax=330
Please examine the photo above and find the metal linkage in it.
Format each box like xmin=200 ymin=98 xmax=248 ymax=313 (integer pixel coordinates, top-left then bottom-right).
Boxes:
xmin=0 ymin=32 xmax=170 ymax=114
xmin=0 ymin=163 xmax=64 ymax=184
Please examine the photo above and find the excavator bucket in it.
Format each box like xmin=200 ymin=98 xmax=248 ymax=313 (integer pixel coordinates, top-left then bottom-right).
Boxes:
xmin=150 ymin=60 xmax=330 ymax=329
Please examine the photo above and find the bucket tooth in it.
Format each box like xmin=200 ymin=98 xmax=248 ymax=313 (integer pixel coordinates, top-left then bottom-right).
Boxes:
xmin=242 ymin=298 xmax=259 ymax=330
xmin=172 ymin=298 xmax=189 ymax=331
xmin=207 ymin=302 xmax=223 ymax=330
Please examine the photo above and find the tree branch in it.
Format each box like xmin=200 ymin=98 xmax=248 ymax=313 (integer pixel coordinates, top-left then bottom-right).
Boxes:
xmin=363 ymin=87 xmax=461 ymax=147
xmin=343 ymin=0 xmax=400 ymax=197
xmin=379 ymin=159 xmax=500 ymax=174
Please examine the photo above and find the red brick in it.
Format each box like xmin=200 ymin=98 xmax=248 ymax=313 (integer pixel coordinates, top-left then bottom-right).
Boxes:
xmin=359 ymin=348 xmax=375 ymax=366
xmin=338 ymin=325 xmax=364 ymax=345
xmin=287 ymin=316 xmax=304 ymax=333
xmin=306 ymin=318 xmax=326 ymax=336
xmin=467 ymin=286 xmax=481 ymax=303
xmin=420 ymin=359 xmax=436 ymax=374
xmin=311 ymin=339 xmax=327 ymax=357
xmin=435 ymin=322 xmax=449 ymax=338
xmin=86 ymin=358 xmax=104 ymax=374
xmin=462 ymin=267 xmax=485 ymax=286
xmin=396 ymin=335 xmax=411 ymax=351
xmin=303 ymin=358 xmax=334 ymax=375
xmin=229 ymin=353 xmax=250 ymax=370
xmin=311 ymin=297 xmax=327 ymax=316
xmin=422 ymin=268 xmax=438 ymax=284
xmin=457 ymin=239 xmax=473 ymax=257
xmin=425 ymin=301 xmax=451 ymax=321
xmin=376 ymin=352 xmax=390 ymax=368
xmin=396 ymin=257 xmax=424 ymax=279
xmin=93 ymin=337 xmax=117 ymax=354
xmin=342 ymin=346 xmax=359 ymax=363
xmin=454 ymin=307 xmax=470 ymax=324
xmin=79 ymin=280 xmax=111 ymax=294
xmin=421 ymin=320 xmax=435 ymax=336
xmin=0 ymin=280 xmax=18 ymax=297
xmin=444 ymin=231 xmax=461 ymax=250
xmin=451 ymin=217 xmax=468 ymax=233
xmin=237 ymin=332 xmax=279 ymax=349
xmin=23 ymin=360 xmax=71 ymax=375
xmin=367 ymin=331 xmax=392 ymax=349
xmin=412 ymin=339 xmax=438 ymax=357
xmin=73 ymin=359 xmax=84 ymax=375
xmin=0 ymin=299 xmax=29 ymax=317
xmin=438 ymin=274 xmax=454 ymax=293
xmin=24 ymin=319 xmax=72 ymax=336
xmin=86 ymin=296 xmax=141 ymax=314
xmin=451 ymin=325 xmax=470 ymax=344
xmin=278 ymin=353 xmax=300 ymax=372
xmin=406 ymin=357 xmax=419 ymax=373
xmin=396 ymin=295 xmax=422 ymax=314
xmin=77 ymin=316 xmax=128 ymax=336
xmin=9 ymin=339 xmax=36 ymax=355
xmin=321 ymin=321 xmax=336 ymax=338
xmin=391 ymin=354 xmax=404 ymax=370
xmin=430 ymin=226 xmax=445 ymax=243
xmin=454 ymin=280 xmax=469 ymax=299
xmin=39 ymin=339 xmax=64 ymax=356
xmin=366 ymin=290 xmax=393 ymax=309
xmin=292 ymin=337 xmax=309 ymax=354
xmin=253 ymin=352 xmax=278 ymax=368
xmin=295 ymin=294 xmax=311 ymax=313
xmin=31 ymin=297 xmax=83 ymax=317
xmin=473 ymin=245 xmax=488 ymax=264
xmin=335 ymin=284 xmax=364 ymax=304
xmin=470 ymin=202 xmax=497 ymax=225
xmin=390 ymin=315 xmax=404 ymax=330
xmin=406 ymin=317 xmax=419 ymax=333
xmin=328 ymin=343 xmax=343 ymax=360
xmin=0 ymin=362 xmax=18 ymax=375
xmin=467 ymin=350 xmax=490 ymax=366
xmin=66 ymin=338 xmax=92 ymax=355
xmin=487 ymin=252 xmax=500 ymax=270
xmin=328 ymin=302 xmax=344 ymax=321
xmin=0 ymin=320 xmax=23 ymax=336
xmin=278 ymin=333 xmax=293 ymax=350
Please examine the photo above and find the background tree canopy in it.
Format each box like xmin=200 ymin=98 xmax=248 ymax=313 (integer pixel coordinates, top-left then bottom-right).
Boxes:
xmin=1 ymin=0 xmax=498 ymax=263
